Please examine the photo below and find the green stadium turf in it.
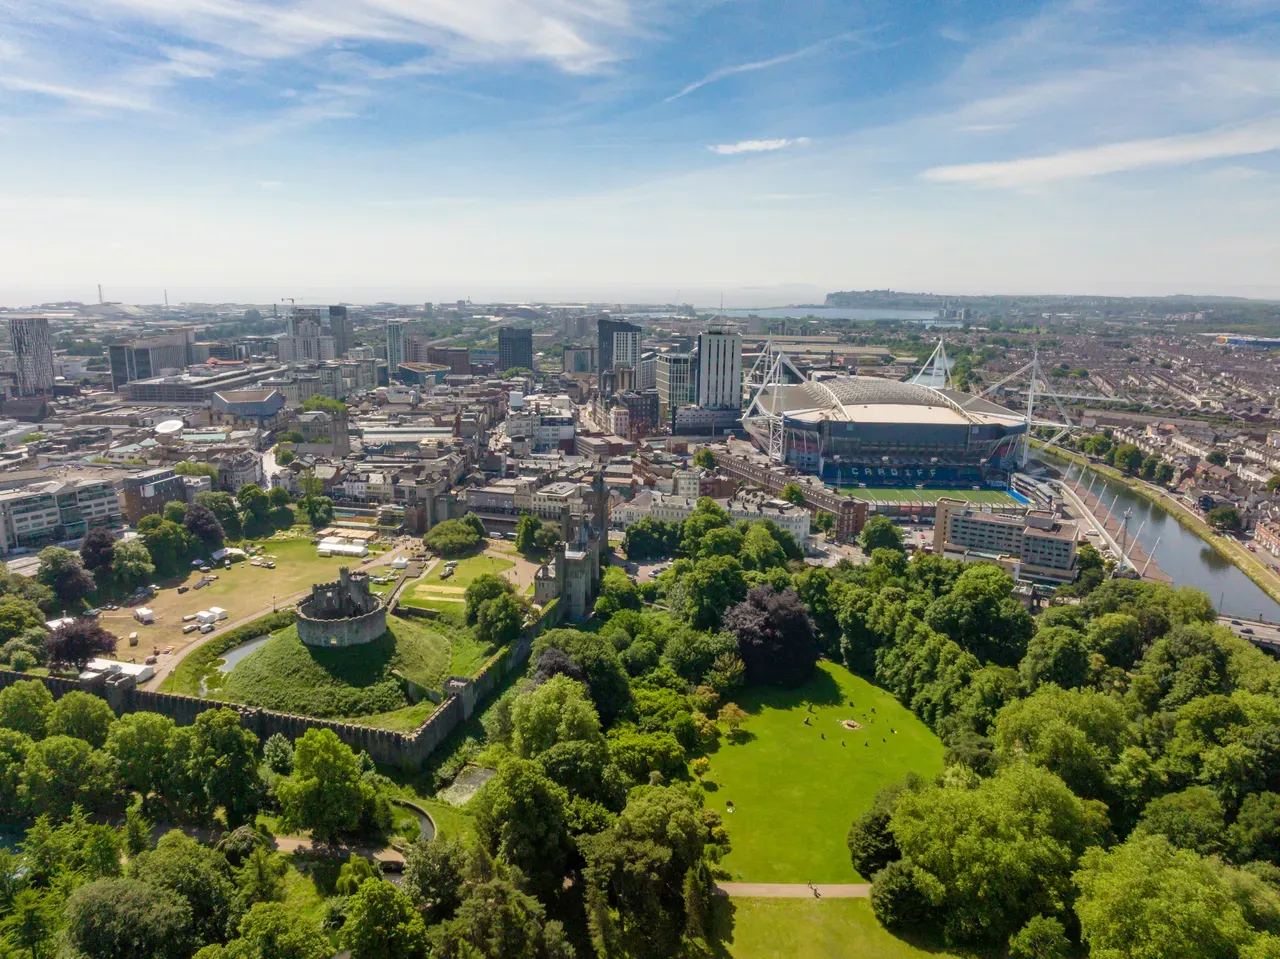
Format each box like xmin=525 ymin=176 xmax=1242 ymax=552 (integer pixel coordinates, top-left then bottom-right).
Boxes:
xmin=838 ymin=487 xmax=1020 ymax=505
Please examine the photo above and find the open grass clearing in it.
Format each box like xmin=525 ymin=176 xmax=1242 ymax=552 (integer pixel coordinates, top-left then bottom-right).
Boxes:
xmin=97 ymin=537 xmax=355 ymax=661
xmin=718 ymin=898 xmax=958 ymax=959
xmin=706 ymin=661 xmax=944 ymax=883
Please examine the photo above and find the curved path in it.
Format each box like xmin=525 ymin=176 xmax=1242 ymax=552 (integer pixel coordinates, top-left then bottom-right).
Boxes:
xmin=142 ymin=549 xmax=403 ymax=691
xmin=716 ymin=882 xmax=871 ymax=898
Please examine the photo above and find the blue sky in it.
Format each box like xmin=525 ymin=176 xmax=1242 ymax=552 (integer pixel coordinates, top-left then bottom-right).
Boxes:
xmin=1 ymin=0 xmax=1279 ymax=305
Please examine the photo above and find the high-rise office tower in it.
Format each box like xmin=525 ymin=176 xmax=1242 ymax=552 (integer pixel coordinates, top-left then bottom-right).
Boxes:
xmin=386 ymin=320 xmax=407 ymax=379
xmin=597 ymin=317 xmax=641 ymax=372
xmin=328 ymin=306 xmax=351 ymax=357
xmin=655 ymin=352 xmax=694 ymax=424
xmin=108 ymin=328 xmax=196 ymax=391
xmin=11 ymin=317 xmax=54 ymax=396
xmin=497 ymin=327 xmax=534 ymax=372
xmin=696 ymin=328 xmax=742 ymax=410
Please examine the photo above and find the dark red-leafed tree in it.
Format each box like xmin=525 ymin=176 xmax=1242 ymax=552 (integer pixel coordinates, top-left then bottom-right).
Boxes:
xmin=723 ymin=585 xmax=819 ymax=688
xmin=45 ymin=619 xmax=118 ymax=669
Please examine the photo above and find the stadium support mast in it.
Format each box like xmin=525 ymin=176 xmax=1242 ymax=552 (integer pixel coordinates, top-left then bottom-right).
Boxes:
xmin=1022 ymin=348 xmax=1038 ymax=467
xmin=914 ymin=338 xmax=955 ymax=390
xmin=743 ymin=345 xmax=796 ymax=465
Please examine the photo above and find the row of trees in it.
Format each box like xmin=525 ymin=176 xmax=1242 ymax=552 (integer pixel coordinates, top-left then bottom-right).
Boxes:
xmin=818 ymin=542 xmax=1280 ymax=955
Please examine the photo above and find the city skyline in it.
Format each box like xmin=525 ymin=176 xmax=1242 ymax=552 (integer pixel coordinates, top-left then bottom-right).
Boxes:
xmin=2 ymin=0 xmax=1279 ymax=303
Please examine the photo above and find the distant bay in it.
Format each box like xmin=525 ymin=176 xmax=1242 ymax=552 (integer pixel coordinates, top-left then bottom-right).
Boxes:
xmin=722 ymin=307 xmax=946 ymax=322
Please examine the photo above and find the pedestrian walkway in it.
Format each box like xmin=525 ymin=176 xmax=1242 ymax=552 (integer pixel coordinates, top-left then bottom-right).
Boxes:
xmin=716 ymin=882 xmax=871 ymax=898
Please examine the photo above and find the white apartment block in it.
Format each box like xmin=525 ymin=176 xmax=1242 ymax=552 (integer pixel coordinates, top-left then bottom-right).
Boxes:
xmin=0 ymin=479 xmax=121 ymax=554
xmin=696 ymin=329 xmax=742 ymax=410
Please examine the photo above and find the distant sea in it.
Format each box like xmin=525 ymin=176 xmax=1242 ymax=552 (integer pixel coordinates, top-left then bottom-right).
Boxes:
xmin=721 ymin=307 xmax=946 ymax=322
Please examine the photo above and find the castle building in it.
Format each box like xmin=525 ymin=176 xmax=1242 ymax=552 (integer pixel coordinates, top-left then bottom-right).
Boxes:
xmin=533 ymin=472 xmax=609 ymax=620
xmin=296 ymin=568 xmax=387 ymax=646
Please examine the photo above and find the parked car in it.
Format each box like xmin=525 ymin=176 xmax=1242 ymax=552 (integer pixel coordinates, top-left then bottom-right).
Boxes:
xmin=104 ymin=603 xmax=119 ymax=610
xmin=177 ymin=586 xmax=189 ymax=594
xmin=182 ymin=624 xmax=199 ymax=634
xmin=182 ymin=614 xmax=197 ymax=622
xmin=200 ymin=566 xmax=211 ymax=573
xmin=199 ymin=623 xmax=215 ymax=634
xmin=84 ymin=608 xmax=100 ymax=618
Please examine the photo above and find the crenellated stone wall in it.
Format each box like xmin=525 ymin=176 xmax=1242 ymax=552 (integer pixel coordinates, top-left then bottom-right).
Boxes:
xmin=296 ymin=603 xmax=387 ymax=647
xmin=0 ymin=597 xmax=559 ymax=770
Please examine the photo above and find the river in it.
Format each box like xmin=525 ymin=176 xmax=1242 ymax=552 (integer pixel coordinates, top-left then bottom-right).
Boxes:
xmin=1038 ymin=456 xmax=1280 ymax=621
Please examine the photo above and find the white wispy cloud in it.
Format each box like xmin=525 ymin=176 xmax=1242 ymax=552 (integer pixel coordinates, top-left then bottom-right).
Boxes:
xmin=922 ymin=116 xmax=1280 ymax=188
xmin=708 ymin=137 xmax=810 ymax=155
xmin=48 ymin=0 xmax=638 ymax=74
xmin=666 ymin=32 xmax=864 ymax=103
xmin=0 ymin=75 xmax=150 ymax=110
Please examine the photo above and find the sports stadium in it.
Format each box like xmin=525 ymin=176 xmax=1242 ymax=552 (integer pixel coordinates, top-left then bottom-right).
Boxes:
xmin=743 ymin=375 xmax=1027 ymax=486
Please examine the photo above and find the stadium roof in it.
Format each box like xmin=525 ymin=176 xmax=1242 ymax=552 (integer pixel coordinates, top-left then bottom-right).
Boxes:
xmin=753 ymin=375 xmax=1024 ymax=428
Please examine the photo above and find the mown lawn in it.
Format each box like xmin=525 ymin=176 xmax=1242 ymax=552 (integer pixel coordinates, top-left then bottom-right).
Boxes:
xmin=707 ymin=661 xmax=944 ymax=883
xmin=719 ymin=898 xmax=958 ymax=959
xmin=408 ymin=553 xmax=514 ymax=605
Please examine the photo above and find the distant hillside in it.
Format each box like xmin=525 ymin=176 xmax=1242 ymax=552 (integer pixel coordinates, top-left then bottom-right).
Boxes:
xmin=824 ymin=290 xmax=1278 ymax=317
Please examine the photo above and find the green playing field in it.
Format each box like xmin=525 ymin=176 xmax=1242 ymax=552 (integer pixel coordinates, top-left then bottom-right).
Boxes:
xmin=839 ymin=487 xmax=1022 ymax=505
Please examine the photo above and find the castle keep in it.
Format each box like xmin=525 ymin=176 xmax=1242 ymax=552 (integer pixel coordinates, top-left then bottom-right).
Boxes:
xmin=296 ymin=567 xmax=387 ymax=646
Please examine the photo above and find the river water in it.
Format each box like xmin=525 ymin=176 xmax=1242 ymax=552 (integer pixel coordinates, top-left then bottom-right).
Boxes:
xmin=1038 ymin=456 xmax=1280 ymax=621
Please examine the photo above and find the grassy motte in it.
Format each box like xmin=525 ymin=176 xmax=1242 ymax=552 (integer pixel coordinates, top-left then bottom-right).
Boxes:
xmin=721 ymin=898 xmax=957 ymax=959
xmin=219 ymin=617 xmax=451 ymax=719
xmin=707 ymin=661 xmax=944 ymax=883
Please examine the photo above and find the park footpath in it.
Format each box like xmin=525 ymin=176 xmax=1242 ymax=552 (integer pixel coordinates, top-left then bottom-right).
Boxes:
xmin=142 ymin=548 xmax=405 ymax=691
xmin=716 ymin=883 xmax=871 ymax=899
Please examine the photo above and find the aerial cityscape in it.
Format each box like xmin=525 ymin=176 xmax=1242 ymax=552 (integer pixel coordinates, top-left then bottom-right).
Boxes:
xmin=3 ymin=0 xmax=1280 ymax=957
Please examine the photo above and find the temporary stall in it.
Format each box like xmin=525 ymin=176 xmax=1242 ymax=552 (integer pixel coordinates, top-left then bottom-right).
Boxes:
xmin=133 ymin=607 xmax=154 ymax=624
xmin=208 ymin=606 xmax=229 ymax=621
xmin=196 ymin=610 xmax=217 ymax=625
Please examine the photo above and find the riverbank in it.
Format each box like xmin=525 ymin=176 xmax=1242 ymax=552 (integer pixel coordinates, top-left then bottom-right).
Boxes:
xmin=1035 ymin=444 xmax=1280 ymax=608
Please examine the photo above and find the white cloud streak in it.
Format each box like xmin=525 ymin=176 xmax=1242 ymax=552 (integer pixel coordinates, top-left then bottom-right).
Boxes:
xmin=666 ymin=32 xmax=862 ymax=102
xmin=48 ymin=0 xmax=638 ymax=74
xmin=0 ymin=75 xmax=150 ymax=110
xmin=708 ymin=137 xmax=809 ymax=155
xmin=922 ymin=116 xmax=1280 ymax=188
